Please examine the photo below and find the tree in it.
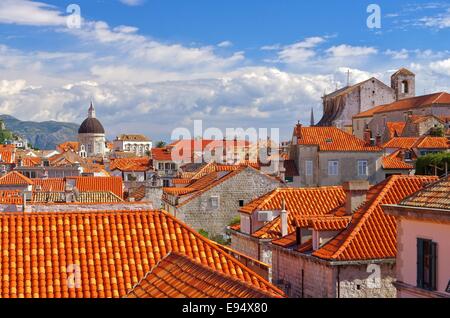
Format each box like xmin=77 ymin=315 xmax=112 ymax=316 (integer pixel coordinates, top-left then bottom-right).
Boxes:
xmin=415 ymin=152 xmax=450 ymax=176
xmin=155 ymin=141 xmax=167 ymax=148
xmin=429 ymin=126 xmax=444 ymax=137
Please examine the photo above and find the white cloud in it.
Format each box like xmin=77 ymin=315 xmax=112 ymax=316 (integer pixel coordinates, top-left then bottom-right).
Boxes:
xmin=385 ymin=49 xmax=409 ymax=60
xmin=119 ymin=0 xmax=145 ymax=6
xmin=276 ymin=37 xmax=325 ymax=64
xmin=326 ymin=45 xmax=378 ymax=58
xmin=0 ymin=0 xmax=66 ymax=26
xmin=429 ymin=58 xmax=450 ymax=76
xmin=217 ymin=41 xmax=233 ymax=48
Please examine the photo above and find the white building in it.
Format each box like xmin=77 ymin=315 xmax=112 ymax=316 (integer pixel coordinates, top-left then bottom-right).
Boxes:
xmin=78 ymin=103 xmax=106 ymax=158
xmin=113 ymin=134 xmax=152 ymax=156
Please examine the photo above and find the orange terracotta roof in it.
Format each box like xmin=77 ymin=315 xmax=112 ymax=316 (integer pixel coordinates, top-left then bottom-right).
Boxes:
xmin=0 ymin=190 xmax=22 ymax=204
xmin=0 ymin=210 xmax=283 ymax=298
xmin=313 ymin=175 xmax=437 ymax=261
xmin=369 ymin=92 xmax=450 ymax=116
xmin=68 ymin=176 xmax=123 ymax=199
xmin=242 ymin=187 xmax=346 ymax=239
xmin=0 ymin=150 xmax=14 ymax=164
xmin=32 ymin=178 xmax=65 ymax=192
xmin=382 ymin=151 xmax=414 ymax=170
xmin=151 ymin=148 xmax=173 ymax=161
xmin=386 ymin=122 xmax=406 ymax=138
xmin=414 ymin=136 xmax=449 ymax=149
xmin=110 ymin=157 xmax=152 ymax=172
xmin=309 ymin=216 xmax=352 ymax=231
xmin=163 ymin=187 xmax=196 ymax=195
xmin=0 ymin=171 xmax=33 ymax=185
xmin=57 ymin=141 xmax=79 ymax=153
xmin=353 ymin=104 xmax=387 ymax=119
xmin=399 ymin=175 xmax=450 ymax=210
xmin=17 ymin=157 xmax=42 ymax=167
xmin=382 ymin=137 xmax=419 ymax=149
xmin=295 ymin=126 xmax=381 ymax=152
xmin=172 ymin=178 xmax=191 ymax=185
xmin=125 ymin=252 xmax=282 ymax=298
xmin=127 ymin=186 xmax=146 ymax=202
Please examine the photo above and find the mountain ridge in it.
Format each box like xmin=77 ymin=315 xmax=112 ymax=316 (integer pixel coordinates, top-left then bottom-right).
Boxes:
xmin=0 ymin=114 xmax=80 ymax=150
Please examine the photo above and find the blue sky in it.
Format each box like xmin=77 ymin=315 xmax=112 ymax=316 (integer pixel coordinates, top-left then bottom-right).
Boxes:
xmin=0 ymin=0 xmax=449 ymax=142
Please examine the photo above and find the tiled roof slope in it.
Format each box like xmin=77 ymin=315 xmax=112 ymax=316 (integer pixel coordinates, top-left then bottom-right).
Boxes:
xmin=354 ymin=92 xmax=450 ymax=118
xmin=399 ymin=175 xmax=450 ymax=210
xmin=31 ymin=191 xmax=123 ymax=203
xmin=295 ymin=126 xmax=381 ymax=152
xmin=382 ymin=151 xmax=413 ymax=170
xmin=383 ymin=136 xmax=449 ymax=150
xmin=0 ymin=210 xmax=283 ymax=298
xmin=125 ymin=253 xmax=282 ymax=298
xmin=0 ymin=190 xmax=22 ymax=204
xmin=240 ymin=187 xmax=346 ymax=239
xmin=110 ymin=157 xmax=152 ymax=172
xmin=0 ymin=171 xmax=33 ymax=185
xmin=68 ymin=176 xmax=123 ymax=199
xmin=33 ymin=178 xmax=65 ymax=192
xmin=313 ymin=175 xmax=437 ymax=261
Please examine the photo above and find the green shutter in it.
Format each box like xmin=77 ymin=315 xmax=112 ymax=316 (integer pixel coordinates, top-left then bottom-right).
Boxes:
xmin=417 ymin=238 xmax=424 ymax=288
xmin=431 ymin=242 xmax=437 ymax=291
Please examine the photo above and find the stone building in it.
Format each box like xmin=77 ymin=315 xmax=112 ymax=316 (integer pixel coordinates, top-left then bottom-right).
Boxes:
xmin=353 ymin=92 xmax=450 ymax=139
xmin=113 ymin=134 xmax=152 ymax=156
xmin=231 ymin=176 xmax=437 ymax=298
xmin=317 ymin=69 xmax=412 ymax=131
xmin=383 ymin=175 xmax=450 ymax=298
xmin=163 ymin=165 xmax=283 ymax=238
xmin=78 ymin=102 xmax=107 ymax=158
xmin=289 ymin=124 xmax=385 ymax=187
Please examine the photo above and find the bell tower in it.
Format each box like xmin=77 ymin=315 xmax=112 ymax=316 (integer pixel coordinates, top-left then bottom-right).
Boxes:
xmin=391 ymin=68 xmax=415 ymax=101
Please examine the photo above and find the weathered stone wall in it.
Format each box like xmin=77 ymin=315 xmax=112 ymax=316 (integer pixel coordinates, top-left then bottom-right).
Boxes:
xmin=295 ymin=146 xmax=384 ymax=187
xmin=175 ymin=168 xmax=282 ymax=237
xmin=272 ymin=246 xmax=337 ymax=298
xmin=272 ymin=245 xmax=397 ymax=298
xmin=145 ymin=186 xmax=163 ymax=209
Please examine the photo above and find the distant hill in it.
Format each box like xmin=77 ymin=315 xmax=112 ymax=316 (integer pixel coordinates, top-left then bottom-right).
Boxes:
xmin=0 ymin=115 xmax=79 ymax=150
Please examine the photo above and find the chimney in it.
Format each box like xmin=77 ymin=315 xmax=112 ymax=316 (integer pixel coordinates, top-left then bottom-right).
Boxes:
xmin=280 ymin=198 xmax=288 ymax=237
xmin=296 ymin=123 xmax=303 ymax=140
xmin=343 ymin=180 xmax=369 ymax=215
xmin=363 ymin=126 xmax=371 ymax=145
xmin=375 ymin=134 xmax=382 ymax=147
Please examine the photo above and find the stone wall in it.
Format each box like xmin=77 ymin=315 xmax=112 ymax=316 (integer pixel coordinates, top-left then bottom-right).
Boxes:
xmin=175 ymin=168 xmax=282 ymax=237
xmin=272 ymin=244 xmax=397 ymax=298
xmin=1 ymin=202 xmax=153 ymax=212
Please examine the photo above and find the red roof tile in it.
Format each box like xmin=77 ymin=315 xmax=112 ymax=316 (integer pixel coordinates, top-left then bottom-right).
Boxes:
xmin=399 ymin=175 xmax=450 ymax=210
xmin=295 ymin=126 xmax=381 ymax=152
xmin=0 ymin=171 xmax=33 ymax=185
xmin=386 ymin=122 xmax=406 ymax=138
xmin=33 ymin=178 xmax=65 ymax=192
xmin=382 ymin=151 xmax=414 ymax=170
xmin=68 ymin=176 xmax=123 ymax=199
xmin=110 ymin=157 xmax=152 ymax=172
xmin=125 ymin=253 xmax=282 ymax=298
xmin=312 ymin=175 xmax=437 ymax=261
xmin=0 ymin=210 xmax=283 ymax=298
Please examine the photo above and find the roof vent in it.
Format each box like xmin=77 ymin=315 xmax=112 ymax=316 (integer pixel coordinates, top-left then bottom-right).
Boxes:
xmin=325 ymin=138 xmax=333 ymax=143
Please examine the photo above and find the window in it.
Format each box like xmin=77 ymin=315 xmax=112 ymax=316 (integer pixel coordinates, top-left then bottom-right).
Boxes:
xmin=158 ymin=163 xmax=164 ymax=170
xmin=238 ymin=199 xmax=245 ymax=207
xmin=417 ymin=238 xmax=437 ymax=291
xmin=210 ymin=195 xmax=220 ymax=209
xmin=357 ymin=160 xmax=368 ymax=176
xmin=162 ymin=179 xmax=170 ymax=187
xmin=328 ymin=160 xmax=339 ymax=176
xmin=401 ymin=80 xmax=409 ymax=94
xmin=305 ymin=160 xmax=313 ymax=176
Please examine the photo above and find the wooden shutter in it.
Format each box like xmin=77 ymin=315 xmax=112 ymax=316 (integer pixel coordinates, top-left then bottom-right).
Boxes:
xmin=431 ymin=242 xmax=437 ymax=291
xmin=417 ymin=238 xmax=424 ymax=288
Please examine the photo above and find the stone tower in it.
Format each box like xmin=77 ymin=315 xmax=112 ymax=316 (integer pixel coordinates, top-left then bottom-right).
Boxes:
xmin=391 ymin=68 xmax=415 ymax=101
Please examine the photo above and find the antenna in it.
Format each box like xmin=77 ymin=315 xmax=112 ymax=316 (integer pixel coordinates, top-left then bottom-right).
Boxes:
xmin=347 ymin=69 xmax=350 ymax=87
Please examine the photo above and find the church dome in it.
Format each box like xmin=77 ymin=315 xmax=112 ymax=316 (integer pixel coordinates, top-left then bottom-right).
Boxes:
xmin=78 ymin=102 xmax=105 ymax=134
xmin=78 ymin=117 xmax=105 ymax=134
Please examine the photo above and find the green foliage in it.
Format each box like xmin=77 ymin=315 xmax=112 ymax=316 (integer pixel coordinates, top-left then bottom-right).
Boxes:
xmin=429 ymin=126 xmax=444 ymax=137
xmin=228 ymin=215 xmax=240 ymax=226
xmin=198 ymin=229 xmax=209 ymax=238
xmin=211 ymin=234 xmax=230 ymax=246
xmin=0 ymin=130 xmax=13 ymax=144
xmin=415 ymin=152 xmax=450 ymax=176
xmin=155 ymin=141 xmax=167 ymax=148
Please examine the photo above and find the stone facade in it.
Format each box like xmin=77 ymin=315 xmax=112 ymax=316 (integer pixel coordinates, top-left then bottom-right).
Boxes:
xmin=271 ymin=244 xmax=397 ymax=298
xmin=294 ymin=146 xmax=384 ymax=187
xmin=318 ymin=77 xmax=396 ymax=129
xmin=0 ymin=202 xmax=153 ymax=212
xmin=167 ymin=168 xmax=282 ymax=237
xmin=230 ymin=230 xmax=272 ymax=264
